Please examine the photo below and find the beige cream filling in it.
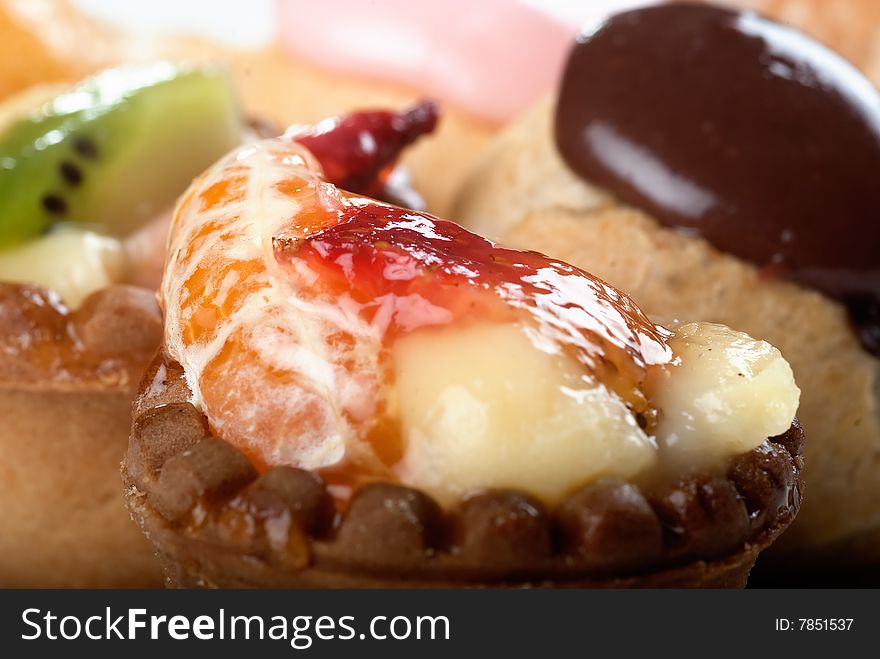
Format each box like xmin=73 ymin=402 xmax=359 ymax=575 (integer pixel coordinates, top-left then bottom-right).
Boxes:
xmin=655 ymin=322 xmax=800 ymax=471
xmin=393 ymin=320 xmax=799 ymax=505
xmin=0 ymin=226 xmax=124 ymax=307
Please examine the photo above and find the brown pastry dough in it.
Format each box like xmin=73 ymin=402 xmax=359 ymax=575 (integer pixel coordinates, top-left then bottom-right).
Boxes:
xmin=123 ymin=351 xmax=803 ymax=588
xmin=0 ymin=283 xmax=163 ymax=586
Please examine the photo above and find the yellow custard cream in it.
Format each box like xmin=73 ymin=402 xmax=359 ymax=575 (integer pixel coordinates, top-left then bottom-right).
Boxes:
xmin=394 ymin=321 xmax=799 ymax=505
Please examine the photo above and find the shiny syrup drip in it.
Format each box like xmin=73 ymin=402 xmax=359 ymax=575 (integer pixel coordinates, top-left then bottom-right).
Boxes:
xmin=274 ymin=198 xmax=673 ymax=492
xmin=555 ymin=3 xmax=880 ymax=355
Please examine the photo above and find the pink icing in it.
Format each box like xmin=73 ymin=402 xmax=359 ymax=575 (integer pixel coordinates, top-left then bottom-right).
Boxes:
xmin=276 ymin=0 xmax=582 ymax=123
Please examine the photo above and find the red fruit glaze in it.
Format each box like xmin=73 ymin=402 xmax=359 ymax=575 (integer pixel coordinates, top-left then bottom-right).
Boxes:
xmin=287 ymin=101 xmax=439 ymax=196
xmin=274 ymin=197 xmax=673 ymax=422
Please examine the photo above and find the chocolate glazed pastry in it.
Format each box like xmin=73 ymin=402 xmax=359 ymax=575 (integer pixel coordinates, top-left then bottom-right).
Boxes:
xmin=124 ymin=105 xmax=804 ymax=588
xmin=452 ymin=1 xmax=880 ymax=569
xmin=555 ymin=2 xmax=880 ymax=355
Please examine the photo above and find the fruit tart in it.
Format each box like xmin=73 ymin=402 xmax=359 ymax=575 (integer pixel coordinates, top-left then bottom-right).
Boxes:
xmin=0 ymin=62 xmax=242 ymax=586
xmin=2 ymin=0 xmax=503 ymax=221
xmin=454 ymin=1 xmax=880 ymax=569
xmin=124 ymin=105 xmax=804 ymax=588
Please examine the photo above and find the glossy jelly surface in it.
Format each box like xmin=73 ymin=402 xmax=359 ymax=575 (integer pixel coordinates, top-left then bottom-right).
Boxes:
xmin=275 ymin=197 xmax=674 ymax=416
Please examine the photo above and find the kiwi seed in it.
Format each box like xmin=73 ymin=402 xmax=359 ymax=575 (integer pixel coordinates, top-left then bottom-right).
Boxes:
xmin=41 ymin=195 xmax=68 ymax=215
xmin=59 ymin=161 xmax=83 ymax=186
xmin=73 ymin=136 xmax=98 ymax=159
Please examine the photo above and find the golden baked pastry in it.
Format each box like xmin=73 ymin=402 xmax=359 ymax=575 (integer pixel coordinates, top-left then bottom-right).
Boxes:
xmin=0 ymin=283 xmax=162 ymax=586
xmin=124 ymin=108 xmax=803 ymax=587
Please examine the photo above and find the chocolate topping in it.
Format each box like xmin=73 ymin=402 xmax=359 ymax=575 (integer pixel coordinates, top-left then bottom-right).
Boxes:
xmin=555 ymin=3 xmax=880 ymax=355
xmin=728 ymin=440 xmax=800 ymax=530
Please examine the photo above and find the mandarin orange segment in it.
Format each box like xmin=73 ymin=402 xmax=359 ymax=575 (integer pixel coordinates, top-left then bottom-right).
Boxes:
xmin=162 ymin=140 xmax=383 ymax=476
xmin=182 ymin=259 xmax=266 ymax=345
xmin=162 ymin=135 xmax=675 ymax=490
xmin=198 ymin=334 xmax=346 ymax=471
xmin=198 ymin=172 xmax=248 ymax=211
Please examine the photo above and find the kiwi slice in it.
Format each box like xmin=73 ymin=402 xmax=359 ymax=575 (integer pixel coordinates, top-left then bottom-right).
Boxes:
xmin=0 ymin=63 xmax=242 ymax=248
